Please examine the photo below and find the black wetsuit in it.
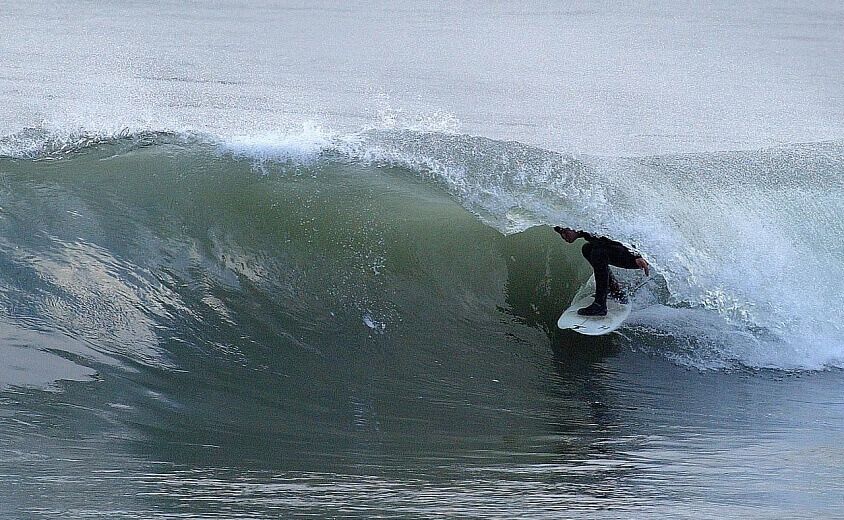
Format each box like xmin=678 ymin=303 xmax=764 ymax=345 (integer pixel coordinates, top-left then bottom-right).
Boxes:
xmin=580 ymin=234 xmax=642 ymax=307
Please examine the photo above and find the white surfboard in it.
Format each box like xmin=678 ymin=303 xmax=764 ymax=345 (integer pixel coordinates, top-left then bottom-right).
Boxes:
xmin=557 ymin=274 xmax=631 ymax=335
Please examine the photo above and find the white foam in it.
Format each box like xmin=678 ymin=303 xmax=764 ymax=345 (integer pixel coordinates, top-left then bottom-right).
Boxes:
xmin=220 ymin=123 xmax=334 ymax=167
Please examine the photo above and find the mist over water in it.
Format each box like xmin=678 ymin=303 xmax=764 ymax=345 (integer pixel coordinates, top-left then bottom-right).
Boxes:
xmin=1 ymin=1 xmax=844 ymax=518
xmin=2 ymin=1 xmax=843 ymax=154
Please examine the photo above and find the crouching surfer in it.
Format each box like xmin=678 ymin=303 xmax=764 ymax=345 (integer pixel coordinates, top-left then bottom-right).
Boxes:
xmin=553 ymin=226 xmax=650 ymax=316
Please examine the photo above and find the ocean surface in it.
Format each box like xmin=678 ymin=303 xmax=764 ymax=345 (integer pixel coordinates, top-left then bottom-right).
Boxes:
xmin=1 ymin=1 xmax=843 ymax=518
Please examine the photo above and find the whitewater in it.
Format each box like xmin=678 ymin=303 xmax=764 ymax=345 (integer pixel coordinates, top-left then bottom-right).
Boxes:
xmin=1 ymin=1 xmax=843 ymax=518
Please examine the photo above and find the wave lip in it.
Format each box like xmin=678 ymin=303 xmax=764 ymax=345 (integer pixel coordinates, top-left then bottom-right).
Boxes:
xmin=0 ymin=126 xmax=190 ymax=160
xmin=219 ymin=123 xmax=335 ymax=167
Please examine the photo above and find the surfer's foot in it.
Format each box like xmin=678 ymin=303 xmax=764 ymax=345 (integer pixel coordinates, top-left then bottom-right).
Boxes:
xmin=577 ymin=302 xmax=607 ymax=316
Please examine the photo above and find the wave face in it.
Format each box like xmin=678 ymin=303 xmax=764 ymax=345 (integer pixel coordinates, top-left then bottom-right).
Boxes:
xmin=0 ymin=129 xmax=842 ymax=379
xmin=229 ymin=129 xmax=844 ymax=370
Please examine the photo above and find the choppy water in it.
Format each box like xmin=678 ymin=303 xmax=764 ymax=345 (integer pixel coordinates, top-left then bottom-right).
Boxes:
xmin=1 ymin=1 xmax=843 ymax=518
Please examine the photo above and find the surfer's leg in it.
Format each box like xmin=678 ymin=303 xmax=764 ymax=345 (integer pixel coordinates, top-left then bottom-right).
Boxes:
xmin=582 ymin=243 xmax=609 ymax=307
xmin=607 ymin=271 xmax=622 ymax=296
xmin=604 ymin=246 xmax=640 ymax=301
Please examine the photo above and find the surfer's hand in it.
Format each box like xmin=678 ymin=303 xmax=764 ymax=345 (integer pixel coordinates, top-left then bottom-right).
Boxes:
xmin=554 ymin=227 xmax=580 ymax=243
xmin=636 ymin=257 xmax=650 ymax=276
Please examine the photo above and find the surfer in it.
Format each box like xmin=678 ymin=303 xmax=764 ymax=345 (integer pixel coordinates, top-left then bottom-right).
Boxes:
xmin=553 ymin=226 xmax=649 ymax=316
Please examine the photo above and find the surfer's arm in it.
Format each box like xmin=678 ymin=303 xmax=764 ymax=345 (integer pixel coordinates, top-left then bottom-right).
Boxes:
xmin=610 ymin=239 xmax=650 ymax=276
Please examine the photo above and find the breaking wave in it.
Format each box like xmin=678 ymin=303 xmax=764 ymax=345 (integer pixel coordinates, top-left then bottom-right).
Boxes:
xmin=0 ymin=124 xmax=842 ymax=380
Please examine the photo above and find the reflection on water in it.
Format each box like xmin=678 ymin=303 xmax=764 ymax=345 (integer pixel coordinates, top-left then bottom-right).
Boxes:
xmin=2 ymin=350 xmax=841 ymax=518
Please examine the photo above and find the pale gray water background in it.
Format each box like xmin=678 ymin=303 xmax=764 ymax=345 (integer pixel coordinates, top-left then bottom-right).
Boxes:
xmin=1 ymin=0 xmax=842 ymax=154
xmin=1 ymin=1 xmax=843 ymax=518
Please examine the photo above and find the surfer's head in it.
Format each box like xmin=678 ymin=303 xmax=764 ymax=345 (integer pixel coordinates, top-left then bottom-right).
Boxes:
xmin=554 ymin=226 xmax=581 ymax=243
